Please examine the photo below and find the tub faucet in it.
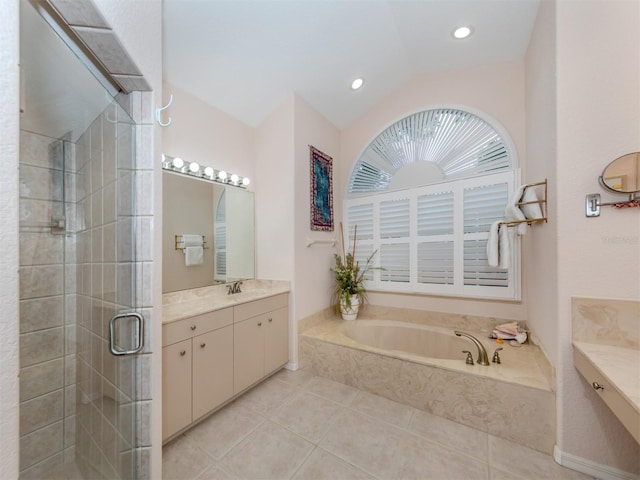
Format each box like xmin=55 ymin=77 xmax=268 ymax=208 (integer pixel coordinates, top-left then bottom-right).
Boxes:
xmin=454 ymin=331 xmax=490 ymax=366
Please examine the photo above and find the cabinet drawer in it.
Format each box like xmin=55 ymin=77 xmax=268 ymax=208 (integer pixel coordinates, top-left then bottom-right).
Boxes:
xmin=234 ymin=293 xmax=288 ymax=322
xmin=163 ymin=307 xmax=233 ymax=346
xmin=573 ymin=348 xmax=640 ymax=443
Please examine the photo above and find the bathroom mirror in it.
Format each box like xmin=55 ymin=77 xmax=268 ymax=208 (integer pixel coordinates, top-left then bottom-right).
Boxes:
xmin=599 ymin=152 xmax=640 ymax=194
xmin=162 ymin=170 xmax=255 ymax=293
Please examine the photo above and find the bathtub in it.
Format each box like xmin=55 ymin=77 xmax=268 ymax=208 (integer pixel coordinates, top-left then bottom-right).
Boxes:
xmin=299 ymin=315 xmax=555 ymax=453
xmin=341 ymin=319 xmax=475 ymax=362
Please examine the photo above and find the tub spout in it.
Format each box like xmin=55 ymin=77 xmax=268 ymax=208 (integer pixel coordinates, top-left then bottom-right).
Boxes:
xmin=454 ymin=331 xmax=490 ymax=366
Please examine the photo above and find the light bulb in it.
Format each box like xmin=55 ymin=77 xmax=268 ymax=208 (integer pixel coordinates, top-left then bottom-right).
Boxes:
xmin=172 ymin=157 xmax=184 ymax=169
xmin=230 ymin=174 xmax=239 ymax=184
xmin=453 ymin=26 xmax=472 ymax=39
xmin=242 ymin=177 xmax=250 ymax=186
xmin=351 ymin=78 xmax=364 ymax=90
xmin=189 ymin=162 xmax=200 ymax=173
xmin=161 ymin=154 xmax=166 ymax=162
xmin=218 ymin=171 xmax=228 ymax=181
xmin=204 ymin=166 xmax=214 ymax=177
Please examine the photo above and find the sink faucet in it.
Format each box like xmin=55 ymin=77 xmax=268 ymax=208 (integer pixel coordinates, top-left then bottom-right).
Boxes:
xmin=454 ymin=331 xmax=490 ymax=366
xmin=227 ymin=281 xmax=243 ymax=295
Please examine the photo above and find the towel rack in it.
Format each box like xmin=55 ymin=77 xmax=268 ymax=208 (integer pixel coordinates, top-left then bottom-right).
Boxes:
xmin=306 ymin=238 xmax=336 ymax=248
xmin=499 ymin=179 xmax=548 ymax=227
xmin=175 ymin=234 xmax=208 ymax=251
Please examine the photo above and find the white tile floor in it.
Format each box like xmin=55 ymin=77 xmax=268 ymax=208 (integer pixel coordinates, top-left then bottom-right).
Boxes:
xmin=163 ymin=369 xmax=594 ymax=480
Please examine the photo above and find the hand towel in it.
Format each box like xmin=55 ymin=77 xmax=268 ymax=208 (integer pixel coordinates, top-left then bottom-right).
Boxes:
xmin=505 ymin=185 xmax=528 ymax=235
xmin=185 ymin=246 xmax=204 ymax=266
xmin=487 ymin=221 xmax=500 ymax=267
xmin=498 ymin=222 xmax=511 ymax=269
xmin=182 ymin=234 xmax=203 ymax=247
xmin=520 ymin=187 xmax=543 ymax=220
xmin=182 ymin=234 xmax=204 ymax=266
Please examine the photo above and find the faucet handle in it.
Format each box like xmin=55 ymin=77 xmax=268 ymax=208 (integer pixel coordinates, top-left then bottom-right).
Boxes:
xmin=462 ymin=350 xmax=474 ymax=365
xmin=492 ymin=347 xmax=503 ymax=364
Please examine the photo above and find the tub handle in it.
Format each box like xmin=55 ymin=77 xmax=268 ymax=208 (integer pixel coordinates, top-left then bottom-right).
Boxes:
xmin=462 ymin=350 xmax=474 ymax=365
xmin=492 ymin=347 xmax=503 ymax=364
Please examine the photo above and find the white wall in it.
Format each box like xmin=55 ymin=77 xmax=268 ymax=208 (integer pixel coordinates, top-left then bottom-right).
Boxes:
xmin=0 ymin=0 xmax=20 ymax=476
xmin=524 ymin=0 xmax=559 ymax=366
xmin=554 ymin=0 xmax=640 ymax=473
xmin=162 ymin=83 xmax=256 ymax=183
xmin=340 ymin=61 xmax=529 ymax=321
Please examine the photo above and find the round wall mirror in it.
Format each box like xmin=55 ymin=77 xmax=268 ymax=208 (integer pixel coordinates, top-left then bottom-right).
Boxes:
xmin=599 ymin=152 xmax=640 ymax=194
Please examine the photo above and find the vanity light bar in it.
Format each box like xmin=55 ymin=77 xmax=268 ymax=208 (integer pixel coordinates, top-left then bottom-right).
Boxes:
xmin=161 ymin=154 xmax=250 ymax=188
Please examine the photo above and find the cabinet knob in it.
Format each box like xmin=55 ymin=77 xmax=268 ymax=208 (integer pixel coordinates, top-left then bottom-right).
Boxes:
xmin=190 ymin=325 xmax=196 ymax=331
xmin=180 ymin=350 xmax=186 ymax=356
xmin=268 ymin=318 xmax=273 ymax=322
xmin=258 ymin=322 xmax=262 ymax=326
xmin=200 ymin=343 xmax=206 ymax=348
xmin=592 ymin=382 xmax=604 ymax=391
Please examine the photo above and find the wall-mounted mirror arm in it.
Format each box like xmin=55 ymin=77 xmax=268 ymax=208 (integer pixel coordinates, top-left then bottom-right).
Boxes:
xmin=586 ymin=192 xmax=640 ymax=217
xmin=586 ymin=152 xmax=640 ymax=217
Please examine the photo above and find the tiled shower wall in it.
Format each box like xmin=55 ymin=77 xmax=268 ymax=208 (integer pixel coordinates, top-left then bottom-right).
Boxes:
xmin=19 ymin=92 xmax=155 ymax=479
xmin=19 ymin=130 xmax=77 ymax=476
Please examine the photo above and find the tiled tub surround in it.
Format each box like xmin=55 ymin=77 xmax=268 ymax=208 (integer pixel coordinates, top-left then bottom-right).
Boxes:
xmin=299 ymin=307 xmax=555 ymax=454
xmin=572 ymin=297 xmax=640 ymax=444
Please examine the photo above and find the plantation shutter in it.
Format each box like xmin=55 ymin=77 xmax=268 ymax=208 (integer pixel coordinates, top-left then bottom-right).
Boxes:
xmin=343 ymin=170 xmax=519 ymax=299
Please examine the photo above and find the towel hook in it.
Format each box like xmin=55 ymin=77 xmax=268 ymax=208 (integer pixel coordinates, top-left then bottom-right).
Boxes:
xmin=156 ymin=94 xmax=173 ymax=127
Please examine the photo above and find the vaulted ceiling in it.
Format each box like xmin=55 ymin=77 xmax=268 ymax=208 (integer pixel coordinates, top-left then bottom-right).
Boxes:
xmin=163 ymin=0 xmax=540 ymax=129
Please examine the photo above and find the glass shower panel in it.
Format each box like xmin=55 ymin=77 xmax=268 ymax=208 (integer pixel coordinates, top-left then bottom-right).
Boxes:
xmin=19 ymin=1 xmax=141 ymax=479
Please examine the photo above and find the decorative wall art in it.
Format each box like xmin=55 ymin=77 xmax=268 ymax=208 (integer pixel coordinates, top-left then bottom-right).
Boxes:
xmin=309 ymin=146 xmax=334 ymax=231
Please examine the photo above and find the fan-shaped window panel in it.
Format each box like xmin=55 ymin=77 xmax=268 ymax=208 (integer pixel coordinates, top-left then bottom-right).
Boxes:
xmin=348 ymin=109 xmax=513 ymax=196
xmin=344 ymin=107 xmax=520 ymax=300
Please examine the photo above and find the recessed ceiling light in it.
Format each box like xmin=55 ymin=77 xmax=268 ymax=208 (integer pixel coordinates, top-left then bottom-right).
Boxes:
xmin=453 ymin=26 xmax=472 ymax=39
xmin=351 ymin=78 xmax=364 ymax=90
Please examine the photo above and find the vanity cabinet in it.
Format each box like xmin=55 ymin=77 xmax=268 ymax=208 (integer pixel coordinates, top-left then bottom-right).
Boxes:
xmin=234 ymin=294 xmax=289 ymax=394
xmin=162 ymin=307 xmax=234 ymax=441
xmin=162 ymin=292 xmax=289 ymax=442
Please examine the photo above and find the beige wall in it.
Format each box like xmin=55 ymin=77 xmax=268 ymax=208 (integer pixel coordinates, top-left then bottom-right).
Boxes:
xmin=339 ymin=61 xmax=529 ymax=321
xmin=162 ymin=172 xmax=215 ymax=293
xmin=162 ymin=83 xmax=256 ymax=184
xmin=292 ymin=95 xmax=341 ymax=366
xmin=524 ymin=0 xmax=559 ymax=366
xmin=554 ymin=0 xmax=640 ymax=473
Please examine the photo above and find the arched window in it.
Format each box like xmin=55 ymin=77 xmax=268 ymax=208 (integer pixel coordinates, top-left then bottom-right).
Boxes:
xmin=345 ymin=108 xmax=520 ymax=300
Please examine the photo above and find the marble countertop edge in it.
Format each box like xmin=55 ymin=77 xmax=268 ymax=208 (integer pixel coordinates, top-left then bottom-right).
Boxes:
xmin=162 ymin=279 xmax=290 ymax=324
xmin=572 ymin=341 xmax=640 ymax=414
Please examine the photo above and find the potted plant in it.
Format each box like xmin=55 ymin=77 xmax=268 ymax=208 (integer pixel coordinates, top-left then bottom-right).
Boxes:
xmin=331 ymin=223 xmax=379 ymax=320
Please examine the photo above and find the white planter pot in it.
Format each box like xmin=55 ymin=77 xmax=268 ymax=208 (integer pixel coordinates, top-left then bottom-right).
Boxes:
xmin=340 ymin=294 xmax=360 ymax=321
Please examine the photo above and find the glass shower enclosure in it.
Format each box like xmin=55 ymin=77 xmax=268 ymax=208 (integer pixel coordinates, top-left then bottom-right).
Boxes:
xmin=19 ymin=1 xmax=144 ymax=478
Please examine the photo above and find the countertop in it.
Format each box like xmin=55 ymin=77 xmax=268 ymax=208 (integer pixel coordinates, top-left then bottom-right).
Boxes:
xmin=162 ymin=279 xmax=290 ymax=324
xmin=573 ymin=341 xmax=640 ymax=414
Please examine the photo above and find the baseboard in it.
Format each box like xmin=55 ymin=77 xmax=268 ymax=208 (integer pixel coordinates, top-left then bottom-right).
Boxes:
xmin=554 ymin=445 xmax=638 ymax=480
xmin=284 ymin=362 xmax=298 ymax=371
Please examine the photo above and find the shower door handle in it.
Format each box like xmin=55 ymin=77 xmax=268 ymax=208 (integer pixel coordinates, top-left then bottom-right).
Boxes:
xmin=109 ymin=312 xmax=144 ymax=356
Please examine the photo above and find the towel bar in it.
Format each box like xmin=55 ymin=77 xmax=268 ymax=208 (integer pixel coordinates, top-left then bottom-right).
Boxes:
xmin=175 ymin=234 xmax=208 ymax=251
xmin=500 ymin=179 xmax=548 ymax=227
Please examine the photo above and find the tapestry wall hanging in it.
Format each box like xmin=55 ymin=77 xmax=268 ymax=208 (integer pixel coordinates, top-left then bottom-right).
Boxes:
xmin=309 ymin=146 xmax=334 ymax=231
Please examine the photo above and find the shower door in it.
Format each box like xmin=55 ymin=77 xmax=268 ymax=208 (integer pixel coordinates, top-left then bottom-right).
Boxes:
xmin=19 ymin=1 xmax=144 ymax=479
